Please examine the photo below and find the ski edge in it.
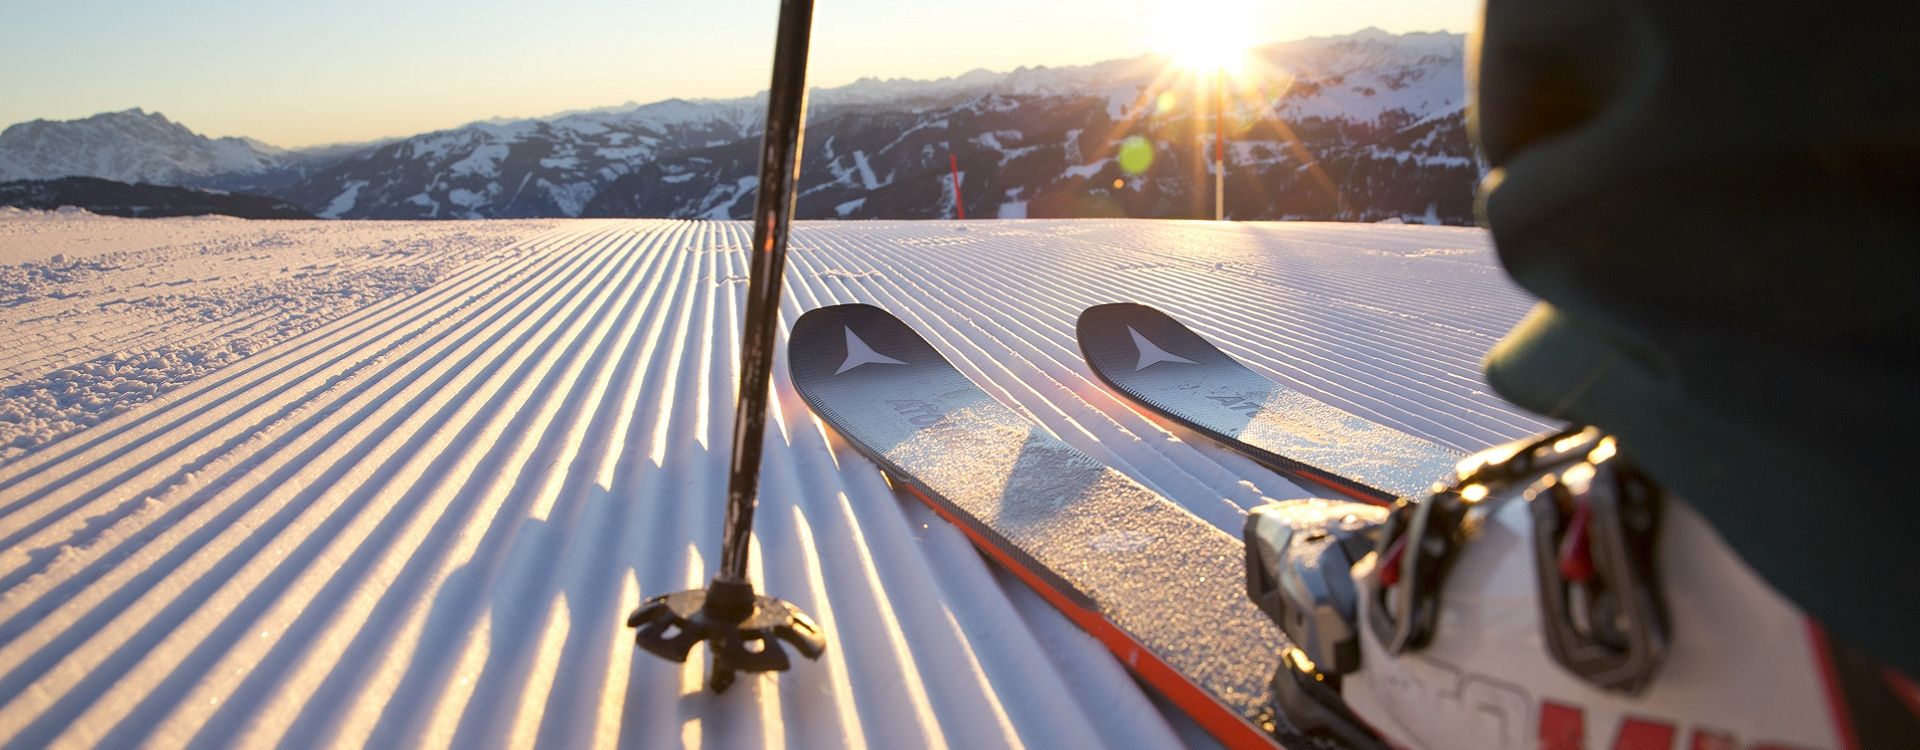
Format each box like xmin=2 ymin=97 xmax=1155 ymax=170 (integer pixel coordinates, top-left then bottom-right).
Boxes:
xmin=897 ymin=478 xmax=1290 ymax=750
xmin=807 ymin=414 xmax=1291 ymax=750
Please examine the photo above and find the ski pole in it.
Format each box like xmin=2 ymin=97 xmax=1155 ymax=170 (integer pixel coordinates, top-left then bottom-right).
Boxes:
xmin=627 ymin=0 xmax=826 ymax=693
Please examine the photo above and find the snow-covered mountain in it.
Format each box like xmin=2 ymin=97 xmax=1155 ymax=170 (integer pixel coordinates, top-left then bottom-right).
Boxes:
xmin=802 ymin=28 xmax=1463 ymax=119
xmin=583 ymin=29 xmax=1475 ymax=223
xmin=0 ymin=109 xmax=288 ymax=185
xmin=284 ymin=28 xmax=1470 ymax=222
xmin=278 ymin=98 xmax=764 ymax=219
xmin=0 ymin=176 xmax=314 ymax=219
xmin=0 ymin=29 xmax=1475 ymax=223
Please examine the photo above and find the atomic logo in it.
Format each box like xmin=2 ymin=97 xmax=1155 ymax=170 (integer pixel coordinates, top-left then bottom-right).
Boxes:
xmin=837 ymin=326 xmax=908 ymax=374
xmin=1128 ymin=326 xmax=1198 ymax=371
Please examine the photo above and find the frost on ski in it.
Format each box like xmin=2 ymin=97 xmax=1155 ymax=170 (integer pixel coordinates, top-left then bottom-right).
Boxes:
xmin=878 ymin=398 xmax=1283 ymax=720
xmin=0 ymin=217 xmax=1545 ymax=748
xmin=1234 ymin=387 xmax=1462 ymax=495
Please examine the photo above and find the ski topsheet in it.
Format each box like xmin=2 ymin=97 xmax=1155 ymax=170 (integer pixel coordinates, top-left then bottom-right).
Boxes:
xmin=1077 ymin=303 xmax=1461 ymax=503
xmin=789 ymin=304 xmax=1297 ymax=749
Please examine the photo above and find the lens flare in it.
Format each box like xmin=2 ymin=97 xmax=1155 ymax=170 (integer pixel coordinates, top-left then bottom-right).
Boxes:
xmin=1118 ymin=136 xmax=1155 ymax=175
xmin=1151 ymin=0 xmax=1257 ymax=75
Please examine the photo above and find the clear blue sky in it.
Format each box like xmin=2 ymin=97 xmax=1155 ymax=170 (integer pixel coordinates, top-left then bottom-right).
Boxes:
xmin=0 ymin=0 xmax=1475 ymax=148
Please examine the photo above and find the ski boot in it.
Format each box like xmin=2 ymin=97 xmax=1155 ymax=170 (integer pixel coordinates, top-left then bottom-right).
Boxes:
xmin=1245 ymin=428 xmax=1920 ymax=749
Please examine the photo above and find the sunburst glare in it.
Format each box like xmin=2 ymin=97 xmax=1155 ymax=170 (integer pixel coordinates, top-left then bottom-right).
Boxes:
xmin=1151 ymin=0 xmax=1259 ymax=75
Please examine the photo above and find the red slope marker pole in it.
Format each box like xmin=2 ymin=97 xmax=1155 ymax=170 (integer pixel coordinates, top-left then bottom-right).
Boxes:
xmin=949 ymin=154 xmax=966 ymax=220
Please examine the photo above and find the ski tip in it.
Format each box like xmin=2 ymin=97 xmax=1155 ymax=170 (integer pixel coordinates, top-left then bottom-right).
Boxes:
xmin=789 ymin=302 xmax=952 ymax=407
xmin=795 ymin=302 xmax=889 ymax=327
xmin=791 ymin=303 xmax=896 ymax=351
xmin=1074 ymin=302 xmax=1192 ymax=351
xmin=1075 ymin=301 xmax=1220 ymax=379
xmin=1074 ymin=302 xmax=1169 ymax=333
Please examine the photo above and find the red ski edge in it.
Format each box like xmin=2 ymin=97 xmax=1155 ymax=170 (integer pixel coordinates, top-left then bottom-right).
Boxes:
xmin=1292 ymin=463 xmax=1397 ymax=507
xmin=897 ymin=481 xmax=1286 ymax=749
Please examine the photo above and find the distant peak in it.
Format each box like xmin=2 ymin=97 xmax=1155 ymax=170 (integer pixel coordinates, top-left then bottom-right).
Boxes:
xmin=5 ymin=108 xmax=181 ymax=131
xmin=102 ymin=107 xmax=167 ymax=123
xmin=235 ymin=136 xmax=286 ymax=153
xmin=1291 ymin=26 xmax=1464 ymax=48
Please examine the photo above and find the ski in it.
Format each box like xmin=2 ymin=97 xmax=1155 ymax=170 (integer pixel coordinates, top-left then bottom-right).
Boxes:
xmin=1076 ymin=303 xmax=1461 ymax=504
xmin=789 ymin=303 xmax=1303 ymax=749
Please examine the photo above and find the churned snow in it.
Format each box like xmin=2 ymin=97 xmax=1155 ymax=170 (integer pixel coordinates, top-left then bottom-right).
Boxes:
xmin=0 ymin=217 xmax=1547 ymax=748
xmin=0 ymin=213 xmax=559 ymax=461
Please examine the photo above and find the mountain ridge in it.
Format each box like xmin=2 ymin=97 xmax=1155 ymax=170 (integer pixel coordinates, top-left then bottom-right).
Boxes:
xmin=1 ymin=29 xmax=1476 ymax=223
xmin=0 ymin=176 xmax=315 ymax=219
xmin=0 ymin=108 xmax=288 ymax=185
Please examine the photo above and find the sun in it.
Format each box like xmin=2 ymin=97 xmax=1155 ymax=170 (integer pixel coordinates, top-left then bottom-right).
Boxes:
xmin=1151 ymin=0 xmax=1258 ymax=75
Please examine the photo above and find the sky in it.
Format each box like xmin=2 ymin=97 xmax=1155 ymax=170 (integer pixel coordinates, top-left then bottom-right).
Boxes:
xmin=0 ymin=0 xmax=1475 ymax=148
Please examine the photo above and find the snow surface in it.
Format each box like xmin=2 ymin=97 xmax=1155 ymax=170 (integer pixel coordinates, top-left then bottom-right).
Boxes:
xmin=0 ymin=215 xmax=559 ymax=461
xmin=0 ymin=217 xmax=1548 ymax=748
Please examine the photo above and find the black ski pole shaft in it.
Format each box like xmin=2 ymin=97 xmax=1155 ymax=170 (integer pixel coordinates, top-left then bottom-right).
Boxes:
xmin=626 ymin=0 xmax=825 ymax=693
xmin=719 ymin=0 xmax=814 ymax=582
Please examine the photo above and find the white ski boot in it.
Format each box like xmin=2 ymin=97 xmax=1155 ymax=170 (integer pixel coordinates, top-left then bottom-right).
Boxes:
xmin=1246 ymin=428 xmax=1920 ymax=749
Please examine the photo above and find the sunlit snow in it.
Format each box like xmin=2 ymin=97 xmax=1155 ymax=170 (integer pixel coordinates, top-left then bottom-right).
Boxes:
xmin=0 ymin=215 xmax=1547 ymax=748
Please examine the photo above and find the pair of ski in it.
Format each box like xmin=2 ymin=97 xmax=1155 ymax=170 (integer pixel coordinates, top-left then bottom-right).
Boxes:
xmin=789 ymin=303 xmax=1462 ymax=749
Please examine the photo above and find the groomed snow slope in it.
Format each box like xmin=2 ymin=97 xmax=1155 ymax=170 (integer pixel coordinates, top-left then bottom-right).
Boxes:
xmin=0 ymin=210 xmax=561 ymax=461
xmin=0 ymin=218 xmax=1547 ymax=748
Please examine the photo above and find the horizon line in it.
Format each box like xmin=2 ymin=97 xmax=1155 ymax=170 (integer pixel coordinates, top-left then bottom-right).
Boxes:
xmin=9 ymin=25 xmax=1468 ymax=151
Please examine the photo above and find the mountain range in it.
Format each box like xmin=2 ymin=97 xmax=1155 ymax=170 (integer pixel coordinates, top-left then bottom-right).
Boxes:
xmin=0 ymin=176 xmax=314 ymax=219
xmin=0 ymin=28 xmax=1477 ymax=224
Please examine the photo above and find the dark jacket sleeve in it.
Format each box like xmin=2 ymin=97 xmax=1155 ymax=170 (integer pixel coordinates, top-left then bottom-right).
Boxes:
xmin=1472 ymin=0 xmax=1920 ymax=675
